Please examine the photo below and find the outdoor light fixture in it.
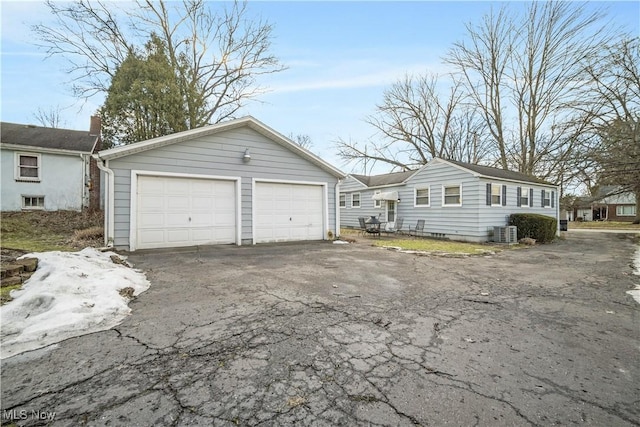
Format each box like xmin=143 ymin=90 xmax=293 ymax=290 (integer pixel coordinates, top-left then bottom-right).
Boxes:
xmin=243 ymin=148 xmax=251 ymax=163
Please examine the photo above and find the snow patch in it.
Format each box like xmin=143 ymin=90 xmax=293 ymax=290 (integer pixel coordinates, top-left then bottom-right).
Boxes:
xmin=626 ymin=244 xmax=640 ymax=305
xmin=1 ymin=248 xmax=150 ymax=359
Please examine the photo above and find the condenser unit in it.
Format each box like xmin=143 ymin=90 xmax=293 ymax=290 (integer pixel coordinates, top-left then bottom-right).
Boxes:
xmin=494 ymin=226 xmax=517 ymax=244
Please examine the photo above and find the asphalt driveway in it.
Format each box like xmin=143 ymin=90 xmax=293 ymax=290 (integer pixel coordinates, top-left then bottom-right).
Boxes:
xmin=2 ymin=232 xmax=639 ymax=426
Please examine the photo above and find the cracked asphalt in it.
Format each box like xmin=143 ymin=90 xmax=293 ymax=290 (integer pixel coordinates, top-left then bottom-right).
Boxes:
xmin=1 ymin=232 xmax=639 ymax=426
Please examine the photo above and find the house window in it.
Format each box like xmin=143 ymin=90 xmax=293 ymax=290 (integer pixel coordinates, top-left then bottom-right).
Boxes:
xmin=617 ymin=205 xmax=636 ymax=216
xmin=22 ymin=196 xmax=45 ymax=210
xmin=351 ymin=193 xmax=361 ymax=208
xmin=374 ymin=190 xmax=381 ymax=208
xmin=518 ymin=187 xmax=531 ymax=207
xmin=492 ymin=184 xmax=503 ymax=205
xmin=443 ymin=185 xmax=462 ymax=206
xmin=339 ymin=194 xmax=346 ymax=208
xmin=15 ymin=153 xmax=41 ymax=181
xmin=415 ymin=187 xmax=430 ymax=207
xmin=542 ymin=190 xmax=551 ymax=207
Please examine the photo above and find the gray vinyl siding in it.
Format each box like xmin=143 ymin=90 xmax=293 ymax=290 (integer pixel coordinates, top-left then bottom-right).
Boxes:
xmin=340 ymin=186 xmax=401 ymax=228
xmin=109 ymin=127 xmax=338 ymax=249
xmin=399 ymin=162 xmax=481 ymax=241
xmin=478 ymin=179 xmax=558 ymax=241
xmin=341 ymin=161 xmax=559 ymax=242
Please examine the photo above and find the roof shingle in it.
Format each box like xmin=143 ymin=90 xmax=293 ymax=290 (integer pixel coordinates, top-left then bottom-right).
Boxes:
xmin=1 ymin=122 xmax=97 ymax=153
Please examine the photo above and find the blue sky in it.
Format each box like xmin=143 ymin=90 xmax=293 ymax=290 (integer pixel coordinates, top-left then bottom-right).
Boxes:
xmin=1 ymin=1 xmax=639 ymax=174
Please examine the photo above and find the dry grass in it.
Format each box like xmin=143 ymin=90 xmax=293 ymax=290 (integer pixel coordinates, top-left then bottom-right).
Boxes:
xmin=569 ymin=221 xmax=640 ymax=230
xmin=340 ymin=228 xmax=505 ymax=255
xmin=1 ymin=210 xmax=104 ymax=252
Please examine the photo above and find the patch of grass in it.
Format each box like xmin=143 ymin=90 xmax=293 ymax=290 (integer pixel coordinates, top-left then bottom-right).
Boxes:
xmin=1 ymin=210 xmax=104 ymax=252
xmin=1 ymin=284 xmax=22 ymax=304
xmin=569 ymin=221 xmax=640 ymax=230
xmin=373 ymin=238 xmax=504 ymax=254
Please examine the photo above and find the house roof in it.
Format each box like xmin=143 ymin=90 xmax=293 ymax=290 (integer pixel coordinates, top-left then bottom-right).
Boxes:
xmin=0 ymin=122 xmax=98 ymax=153
xmin=95 ymin=116 xmax=345 ymax=178
xmin=443 ymin=159 xmax=554 ymax=185
xmin=349 ymin=158 xmax=555 ymax=189
xmin=350 ymin=170 xmax=417 ymax=187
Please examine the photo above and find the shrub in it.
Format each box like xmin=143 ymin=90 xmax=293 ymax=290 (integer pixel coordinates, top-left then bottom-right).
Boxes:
xmin=509 ymin=214 xmax=557 ymax=243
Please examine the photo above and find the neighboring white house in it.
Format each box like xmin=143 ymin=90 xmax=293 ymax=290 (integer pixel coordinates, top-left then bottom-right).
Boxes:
xmin=340 ymin=158 xmax=559 ymax=242
xmin=1 ymin=118 xmax=102 ymax=211
xmin=93 ymin=116 xmax=346 ymax=251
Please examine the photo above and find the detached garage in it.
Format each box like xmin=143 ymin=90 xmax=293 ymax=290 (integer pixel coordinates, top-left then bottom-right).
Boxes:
xmin=94 ymin=116 xmax=345 ymax=251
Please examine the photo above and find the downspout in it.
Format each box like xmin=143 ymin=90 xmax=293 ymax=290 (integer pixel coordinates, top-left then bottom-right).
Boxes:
xmin=335 ymin=179 xmax=342 ymax=237
xmin=80 ymin=153 xmax=90 ymax=209
xmin=93 ymin=154 xmax=115 ymax=247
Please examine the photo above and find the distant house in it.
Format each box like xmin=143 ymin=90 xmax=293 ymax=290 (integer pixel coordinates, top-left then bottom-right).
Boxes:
xmin=340 ymin=158 xmax=559 ymax=242
xmin=0 ymin=117 xmax=102 ymax=211
xmin=573 ymin=186 xmax=637 ymax=222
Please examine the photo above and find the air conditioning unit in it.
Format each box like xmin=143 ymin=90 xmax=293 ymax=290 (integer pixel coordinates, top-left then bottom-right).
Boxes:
xmin=494 ymin=226 xmax=517 ymax=244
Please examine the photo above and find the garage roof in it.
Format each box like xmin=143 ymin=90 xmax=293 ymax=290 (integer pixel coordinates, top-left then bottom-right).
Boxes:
xmin=95 ymin=116 xmax=345 ymax=178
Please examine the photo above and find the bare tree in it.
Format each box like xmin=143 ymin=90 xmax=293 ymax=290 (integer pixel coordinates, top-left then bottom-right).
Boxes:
xmin=336 ymin=73 xmax=490 ymax=172
xmin=445 ymin=1 xmax=613 ymax=179
xmin=582 ymin=38 xmax=640 ymax=222
xmin=288 ymin=134 xmax=314 ymax=151
xmin=32 ymin=0 xmax=284 ymax=129
xmin=33 ymin=106 xmax=66 ymax=128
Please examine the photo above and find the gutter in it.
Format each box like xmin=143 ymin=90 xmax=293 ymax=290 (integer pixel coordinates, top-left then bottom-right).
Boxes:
xmin=93 ymin=154 xmax=115 ymax=247
xmin=335 ymin=179 xmax=342 ymax=236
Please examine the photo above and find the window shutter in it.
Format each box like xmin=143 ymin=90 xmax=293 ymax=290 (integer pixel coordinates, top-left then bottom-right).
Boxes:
xmin=517 ymin=187 xmax=521 ymax=207
xmin=502 ymin=185 xmax=507 ymax=206
xmin=551 ymin=191 xmax=555 ymax=208
xmin=529 ymin=188 xmax=534 ymax=207
xmin=541 ymin=190 xmax=545 ymax=207
xmin=486 ymin=183 xmax=492 ymax=206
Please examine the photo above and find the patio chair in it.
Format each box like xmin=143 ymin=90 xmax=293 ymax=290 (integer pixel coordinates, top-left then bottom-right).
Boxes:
xmin=381 ymin=217 xmax=404 ymax=236
xmin=357 ymin=217 xmax=368 ymax=236
xmin=408 ymin=219 xmax=425 ymax=238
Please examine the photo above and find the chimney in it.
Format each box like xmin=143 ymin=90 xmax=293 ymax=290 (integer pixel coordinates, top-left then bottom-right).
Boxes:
xmin=89 ymin=115 xmax=101 ymax=137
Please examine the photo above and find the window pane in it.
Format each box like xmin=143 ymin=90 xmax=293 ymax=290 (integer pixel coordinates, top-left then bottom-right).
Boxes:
xmin=444 ymin=186 xmax=460 ymax=205
xmin=416 ymin=189 xmax=429 ymax=205
xmin=491 ymin=186 xmax=501 ymax=205
xmin=20 ymin=167 xmax=38 ymax=177
xmin=20 ymin=156 xmax=38 ymax=166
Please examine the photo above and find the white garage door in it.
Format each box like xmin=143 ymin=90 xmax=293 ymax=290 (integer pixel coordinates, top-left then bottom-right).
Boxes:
xmin=255 ymin=182 xmax=324 ymax=243
xmin=136 ymin=175 xmax=236 ymax=250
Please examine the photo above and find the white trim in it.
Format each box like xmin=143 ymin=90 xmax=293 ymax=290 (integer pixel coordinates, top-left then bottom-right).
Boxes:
xmin=351 ymin=192 xmax=361 ymax=208
xmin=491 ymin=183 xmax=504 ymax=207
xmin=1 ymin=143 xmax=93 ymax=156
xmin=414 ymin=186 xmax=430 ymax=207
xmin=252 ymin=178 xmax=329 ymax=244
xmin=21 ymin=195 xmax=45 ymax=210
xmin=339 ymin=193 xmax=346 ymax=208
xmin=97 ymin=116 xmax=345 ymax=178
xmin=14 ymin=152 xmax=41 ymax=182
xmin=373 ymin=190 xmax=382 ymax=208
xmin=616 ymin=205 xmax=636 ymax=216
xmin=520 ymin=186 xmax=531 ymax=208
xmin=442 ymin=184 xmax=462 ymax=207
xmin=129 ymin=170 xmax=242 ymax=251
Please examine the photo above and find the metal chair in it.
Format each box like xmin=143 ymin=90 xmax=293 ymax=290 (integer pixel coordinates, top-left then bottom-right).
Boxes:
xmin=381 ymin=217 xmax=404 ymax=236
xmin=408 ymin=219 xmax=425 ymax=238
xmin=357 ymin=217 xmax=368 ymax=236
